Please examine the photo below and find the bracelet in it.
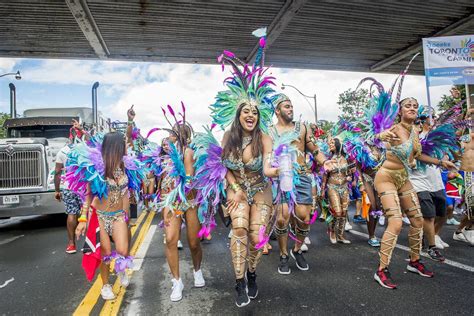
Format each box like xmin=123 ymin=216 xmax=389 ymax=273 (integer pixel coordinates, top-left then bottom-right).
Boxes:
xmin=78 ymin=215 xmax=87 ymax=223
xmin=230 ymin=183 xmax=241 ymax=192
xmin=81 ymin=205 xmax=89 ymax=214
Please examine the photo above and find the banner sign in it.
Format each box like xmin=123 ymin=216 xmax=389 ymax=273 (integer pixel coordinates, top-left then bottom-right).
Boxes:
xmin=422 ymin=35 xmax=474 ymax=87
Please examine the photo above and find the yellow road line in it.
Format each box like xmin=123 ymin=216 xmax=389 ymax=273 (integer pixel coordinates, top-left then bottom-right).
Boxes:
xmin=99 ymin=211 xmax=155 ymax=316
xmin=73 ymin=211 xmax=149 ymax=316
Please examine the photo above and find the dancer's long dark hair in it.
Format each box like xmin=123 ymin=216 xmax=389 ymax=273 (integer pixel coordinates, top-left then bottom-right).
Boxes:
xmin=331 ymin=138 xmax=345 ymax=157
xmin=102 ymin=132 xmax=126 ymax=179
xmin=223 ymin=103 xmax=262 ymax=160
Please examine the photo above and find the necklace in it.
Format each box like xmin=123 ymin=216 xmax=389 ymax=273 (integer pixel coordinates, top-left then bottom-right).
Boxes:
xmin=242 ymin=136 xmax=252 ymax=150
xmin=113 ymin=167 xmax=124 ymax=179
xmin=399 ymin=122 xmax=413 ymax=132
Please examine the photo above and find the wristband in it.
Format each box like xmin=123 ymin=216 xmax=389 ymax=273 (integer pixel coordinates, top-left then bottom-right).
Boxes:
xmin=78 ymin=215 xmax=87 ymax=223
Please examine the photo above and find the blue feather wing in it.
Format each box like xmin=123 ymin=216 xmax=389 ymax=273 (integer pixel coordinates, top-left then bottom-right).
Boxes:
xmin=65 ymin=142 xmax=107 ymax=200
xmin=418 ymin=124 xmax=459 ymax=170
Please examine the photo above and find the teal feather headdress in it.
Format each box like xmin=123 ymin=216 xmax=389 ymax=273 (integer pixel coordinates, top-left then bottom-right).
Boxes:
xmin=210 ymin=28 xmax=275 ymax=133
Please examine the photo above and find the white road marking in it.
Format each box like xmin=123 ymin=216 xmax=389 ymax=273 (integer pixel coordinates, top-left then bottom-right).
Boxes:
xmin=132 ymin=225 xmax=157 ymax=271
xmin=0 ymin=277 xmax=14 ymax=288
xmin=348 ymin=229 xmax=474 ymax=273
xmin=0 ymin=235 xmax=24 ymax=246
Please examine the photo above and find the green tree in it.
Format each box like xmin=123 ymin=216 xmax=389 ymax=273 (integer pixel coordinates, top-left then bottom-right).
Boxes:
xmin=437 ymin=85 xmax=466 ymax=112
xmin=337 ymin=88 xmax=369 ymax=121
xmin=0 ymin=112 xmax=10 ymax=138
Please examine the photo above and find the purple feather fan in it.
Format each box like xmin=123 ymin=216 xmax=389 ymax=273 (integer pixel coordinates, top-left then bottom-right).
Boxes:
xmin=194 ymin=144 xmax=227 ymax=206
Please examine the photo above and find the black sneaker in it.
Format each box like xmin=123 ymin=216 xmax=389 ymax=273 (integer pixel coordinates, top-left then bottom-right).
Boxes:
xmin=290 ymin=248 xmax=309 ymax=271
xmin=235 ymin=278 xmax=250 ymax=307
xmin=427 ymin=247 xmax=445 ymax=262
xmin=246 ymin=270 xmax=258 ymax=299
xmin=278 ymin=255 xmax=291 ymax=275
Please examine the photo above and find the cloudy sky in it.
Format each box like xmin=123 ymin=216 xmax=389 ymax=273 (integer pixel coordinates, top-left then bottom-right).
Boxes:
xmin=0 ymin=57 xmax=449 ymax=141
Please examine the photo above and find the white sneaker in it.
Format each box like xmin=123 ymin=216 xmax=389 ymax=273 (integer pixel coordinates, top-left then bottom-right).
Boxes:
xmin=435 ymin=235 xmax=449 ymax=248
xmin=228 ymin=230 xmax=233 ymax=239
xmin=170 ymin=278 xmax=184 ymax=302
xmin=402 ymin=217 xmax=410 ymax=225
xmin=462 ymin=229 xmax=474 ymax=246
xmin=453 ymin=206 xmax=464 ymax=215
xmin=193 ymin=269 xmax=205 ymax=287
xmin=453 ymin=231 xmax=468 ymax=243
xmin=300 ymin=243 xmax=309 ymax=252
xmin=118 ymin=271 xmax=130 ymax=288
xmin=447 ymin=218 xmax=460 ymax=225
xmin=344 ymin=221 xmax=352 ymax=231
xmin=434 ymin=235 xmax=445 ymax=249
xmin=378 ymin=216 xmax=385 ymax=226
xmin=304 ymin=237 xmax=311 ymax=245
xmin=101 ymin=284 xmax=116 ymax=300
xmin=163 ymin=234 xmax=166 ymax=244
xmin=177 ymin=240 xmax=183 ymax=250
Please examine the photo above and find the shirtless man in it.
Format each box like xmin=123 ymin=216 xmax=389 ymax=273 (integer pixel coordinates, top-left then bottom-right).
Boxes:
xmin=271 ymin=94 xmax=332 ymax=273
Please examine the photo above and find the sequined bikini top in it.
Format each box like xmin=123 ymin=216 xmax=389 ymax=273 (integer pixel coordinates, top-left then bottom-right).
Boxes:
xmin=223 ymin=154 xmax=263 ymax=172
xmin=388 ymin=127 xmax=419 ymax=171
xmin=105 ymin=173 xmax=129 ymax=210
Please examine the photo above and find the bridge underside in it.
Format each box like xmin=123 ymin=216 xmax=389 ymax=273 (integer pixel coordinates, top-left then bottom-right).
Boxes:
xmin=1 ymin=1 xmax=473 ymax=74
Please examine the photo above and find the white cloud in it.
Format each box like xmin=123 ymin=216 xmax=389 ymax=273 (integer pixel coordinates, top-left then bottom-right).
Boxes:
xmin=1 ymin=56 xmax=455 ymax=142
xmin=0 ymin=58 xmax=19 ymax=74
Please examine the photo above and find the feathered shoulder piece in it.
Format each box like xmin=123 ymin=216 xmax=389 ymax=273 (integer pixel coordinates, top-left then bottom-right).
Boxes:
xmin=269 ymin=124 xmax=302 ymax=156
xmin=191 ymin=126 xmax=227 ymax=207
xmin=157 ymin=141 xmax=188 ymax=211
xmin=341 ymin=133 xmax=380 ymax=171
xmin=356 ymin=53 xmax=419 ymax=147
xmin=317 ymin=139 xmax=330 ymax=157
xmin=210 ymin=27 xmax=275 ymax=133
xmin=189 ymin=126 xmax=226 ymax=237
xmin=331 ymin=120 xmax=379 ymax=171
xmin=417 ymin=104 xmax=463 ymax=170
xmin=357 ymin=84 xmax=399 ymax=147
xmin=140 ymin=142 xmax=163 ymax=176
xmin=65 ymin=135 xmax=146 ymax=200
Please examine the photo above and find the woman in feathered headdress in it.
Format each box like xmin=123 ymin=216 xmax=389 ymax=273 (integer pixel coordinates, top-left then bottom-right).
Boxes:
xmin=68 ymin=131 xmax=145 ymax=300
xmin=145 ymin=104 xmax=206 ymax=302
xmin=193 ymin=28 xmax=280 ymax=307
xmin=371 ymin=95 xmax=457 ymax=289
xmin=321 ymin=134 xmax=356 ymax=245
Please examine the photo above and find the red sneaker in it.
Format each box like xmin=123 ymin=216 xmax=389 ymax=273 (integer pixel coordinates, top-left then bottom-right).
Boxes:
xmin=66 ymin=244 xmax=77 ymax=254
xmin=407 ymin=260 xmax=434 ymax=278
xmin=374 ymin=268 xmax=397 ymax=289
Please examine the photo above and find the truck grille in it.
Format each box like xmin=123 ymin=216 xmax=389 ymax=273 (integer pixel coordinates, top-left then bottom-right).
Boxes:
xmin=0 ymin=150 xmax=43 ymax=189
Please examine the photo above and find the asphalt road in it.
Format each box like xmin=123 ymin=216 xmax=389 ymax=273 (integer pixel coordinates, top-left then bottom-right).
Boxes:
xmin=0 ymin=208 xmax=473 ymax=315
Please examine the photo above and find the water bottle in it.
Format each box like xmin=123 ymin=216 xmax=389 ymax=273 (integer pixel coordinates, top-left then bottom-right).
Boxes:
xmin=279 ymin=145 xmax=293 ymax=192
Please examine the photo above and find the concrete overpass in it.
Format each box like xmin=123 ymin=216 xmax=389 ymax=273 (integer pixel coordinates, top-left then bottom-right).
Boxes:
xmin=0 ymin=0 xmax=473 ymax=74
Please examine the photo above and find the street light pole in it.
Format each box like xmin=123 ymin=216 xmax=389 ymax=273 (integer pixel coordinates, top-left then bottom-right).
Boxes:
xmin=281 ymin=83 xmax=318 ymax=123
xmin=313 ymin=93 xmax=318 ymax=124
xmin=0 ymin=71 xmax=21 ymax=80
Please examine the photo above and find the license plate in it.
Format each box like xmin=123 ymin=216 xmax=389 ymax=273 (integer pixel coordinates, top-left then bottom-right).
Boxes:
xmin=3 ymin=195 xmax=19 ymax=205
